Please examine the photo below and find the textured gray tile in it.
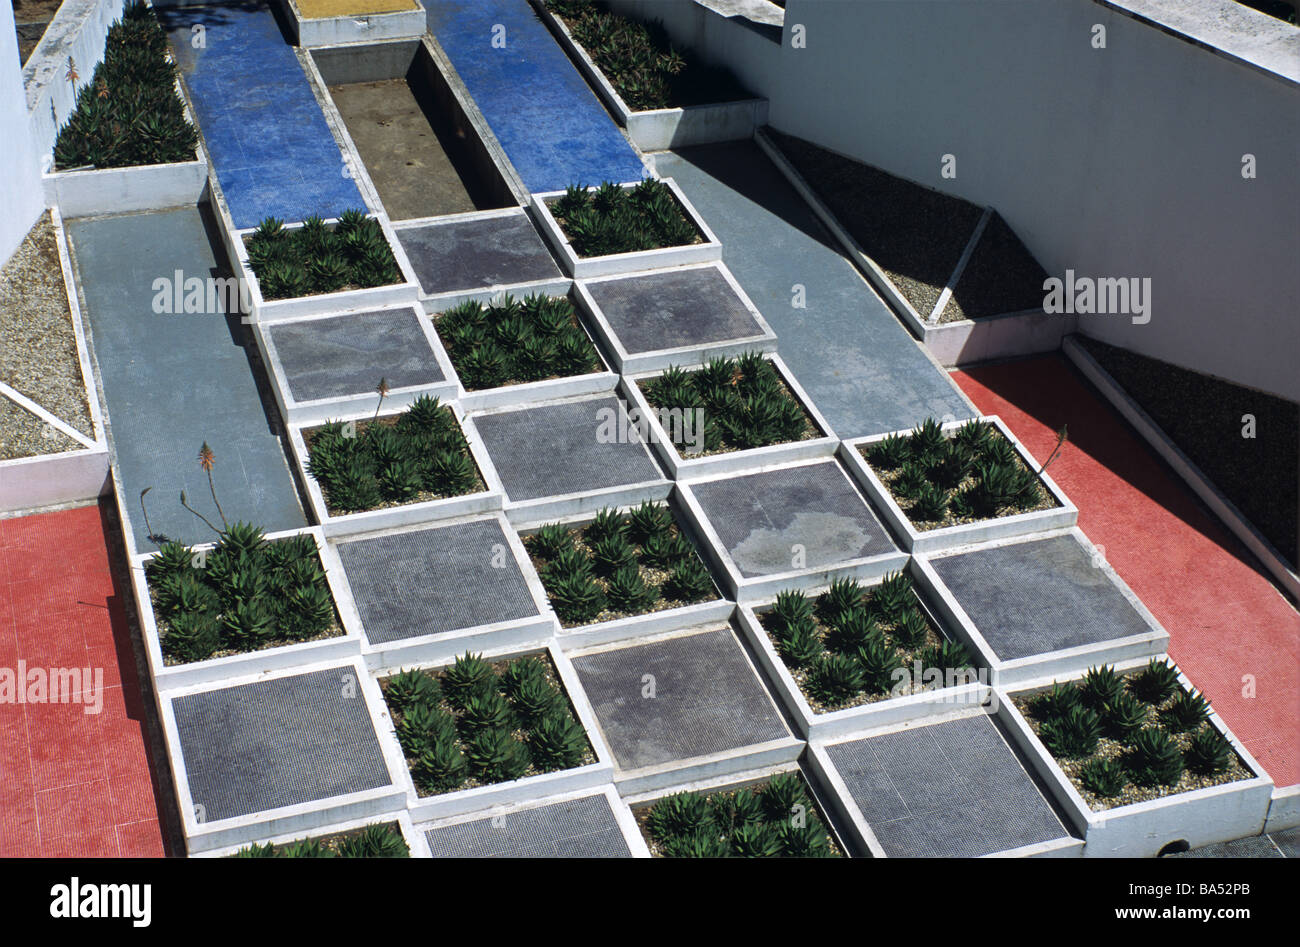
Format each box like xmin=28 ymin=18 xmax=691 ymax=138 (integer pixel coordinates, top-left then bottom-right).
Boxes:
xmin=1270 ymin=826 xmax=1300 ymax=858
xmin=826 ymin=714 xmax=1070 ymax=858
xmin=571 ymin=626 xmax=789 ymax=770
xmin=396 ymin=213 xmax=561 ymax=295
xmin=586 ymin=267 xmax=767 ymax=355
xmin=690 ymin=461 xmax=897 ymax=578
xmin=173 ymin=668 xmax=391 ymax=822
xmin=424 ymin=794 xmax=631 ymax=858
xmin=931 ymin=534 xmax=1154 ymax=661
xmin=268 ymin=308 xmax=444 ymax=403
xmin=472 ymin=396 xmax=664 ymax=501
xmin=1171 ymin=835 xmax=1286 ymax=859
xmin=336 ymin=519 xmax=540 ymax=644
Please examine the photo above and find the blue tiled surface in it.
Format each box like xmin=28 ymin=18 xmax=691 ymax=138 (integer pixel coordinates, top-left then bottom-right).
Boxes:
xmin=655 ymin=144 xmax=975 ymax=439
xmin=68 ymin=208 xmax=307 ymax=548
xmin=427 ymin=0 xmax=646 ymax=192
xmin=159 ymin=2 xmax=363 ymax=228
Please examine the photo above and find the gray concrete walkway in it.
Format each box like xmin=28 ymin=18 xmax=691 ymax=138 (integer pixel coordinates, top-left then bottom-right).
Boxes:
xmin=653 ymin=142 xmax=973 ymax=439
xmin=68 ymin=207 xmax=306 ymax=549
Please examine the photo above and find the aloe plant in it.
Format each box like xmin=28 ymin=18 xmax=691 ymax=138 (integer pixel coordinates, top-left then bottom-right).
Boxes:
xmin=1185 ymin=726 xmax=1233 ymax=775
xmin=1080 ymin=758 xmax=1126 ymax=798
xmin=1126 ymin=728 xmax=1184 ymax=787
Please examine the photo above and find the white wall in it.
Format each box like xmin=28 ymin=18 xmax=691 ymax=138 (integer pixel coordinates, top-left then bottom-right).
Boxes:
xmin=627 ymin=0 xmax=1299 ymax=403
xmin=1 ymin=1 xmax=44 ymax=265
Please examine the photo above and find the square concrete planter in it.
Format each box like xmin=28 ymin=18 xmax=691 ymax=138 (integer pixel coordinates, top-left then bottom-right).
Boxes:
xmin=462 ymin=393 xmax=672 ymax=528
xmin=280 ymin=0 xmax=427 ymax=48
xmin=573 ymin=262 xmax=776 ymax=374
xmin=561 ymin=624 xmax=803 ymax=795
xmin=230 ymin=213 xmax=421 ymax=324
xmin=676 ymin=458 xmax=910 ymax=603
xmin=806 ymin=710 xmax=1085 ymax=858
xmin=163 ymin=657 xmax=410 ymax=854
xmin=517 ymin=497 xmax=734 ymax=651
xmin=130 ymin=525 xmax=364 ymax=693
xmin=530 ymin=178 xmax=722 ymax=279
xmin=372 ymin=641 xmax=617 ymax=824
xmin=415 ymin=783 xmax=650 ymax=858
xmin=288 ymin=400 xmax=505 ymax=539
xmin=42 ymin=67 xmax=208 ymax=219
xmin=195 ymin=809 xmax=427 ymax=858
xmin=432 ymin=289 xmax=621 ymax=413
xmin=914 ymin=528 xmax=1170 ymax=688
xmin=256 ymin=304 xmax=459 ymax=427
xmin=733 ymin=563 xmax=995 ymax=742
xmin=998 ymin=662 xmax=1274 ymax=858
xmin=841 ymin=415 xmax=1077 ymax=555
xmin=331 ymin=512 xmax=558 ymax=670
xmin=621 ymin=352 xmax=837 ymax=481
xmin=533 ymin=0 xmax=768 ymax=151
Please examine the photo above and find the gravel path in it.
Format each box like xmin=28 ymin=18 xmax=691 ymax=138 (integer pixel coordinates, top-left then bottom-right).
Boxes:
xmin=0 ymin=212 xmax=94 ymax=439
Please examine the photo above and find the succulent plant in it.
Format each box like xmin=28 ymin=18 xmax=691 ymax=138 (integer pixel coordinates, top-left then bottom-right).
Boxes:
xmin=1161 ymin=687 xmax=1211 ymax=732
xmin=547 ymin=572 xmax=606 ymax=624
xmin=1128 ymin=659 xmax=1180 ymax=705
xmin=1185 ymin=726 xmax=1233 ymax=775
xmin=867 ymin=433 xmax=909 ymax=470
xmin=646 ymin=792 xmax=714 ymax=843
xmin=773 ymin=617 xmax=822 ymax=669
xmin=385 ymin=668 xmax=441 ymax=715
xmin=1126 ymin=727 xmax=1184 ymax=787
xmin=1101 ymin=690 xmax=1149 ymax=739
xmin=463 ymin=727 xmax=530 ymax=783
xmin=441 ymin=652 xmax=496 ymax=708
xmin=528 ymin=712 xmax=588 ymax=770
xmin=664 ymin=556 xmax=714 ymax=602
xmin=1080 ymin=665 xmax=1126 ymax=710
xmin=1080 ymin=758 xmax=1126 ymax=798
xmin=807 ymin=654 xmax=865 ymax=706
xmin=1039 ymin=704 xmax=1102 ymax=759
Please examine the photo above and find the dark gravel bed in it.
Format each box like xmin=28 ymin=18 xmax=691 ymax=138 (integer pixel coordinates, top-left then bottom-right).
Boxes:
xmin=940 ymin=211 xmax=1049 ymax=323
xmin=0 ymin=212 xmax=94 ymax=437
xmin=1078 ymin=337 xmax=1298 ymax=567
xmin=768 ymin=129 xmax=982 ymax=319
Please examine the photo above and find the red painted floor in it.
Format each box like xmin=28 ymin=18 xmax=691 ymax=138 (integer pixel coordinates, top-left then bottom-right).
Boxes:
xmin=953 ymin=355 xmax=1300 ymax=788
xmin=0 ymin=500 xmax=169 ymax=856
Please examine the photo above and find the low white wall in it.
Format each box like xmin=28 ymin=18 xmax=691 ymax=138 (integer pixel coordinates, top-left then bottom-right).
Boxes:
xmin=1 ymin=2 xmax=44 ymax=264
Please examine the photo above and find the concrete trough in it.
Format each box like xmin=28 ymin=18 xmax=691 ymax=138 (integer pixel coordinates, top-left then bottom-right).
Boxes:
xmin=530 ymin=178 xmax=722 ymax=279
xmin=278 ymin=0 xmax=427 ymax=48
xmin=574 ymin=261 xmax=776 ymax=374
xmin=195 ymin=809 xmax=427 ymax=858
xmin=840 ymin=415 xmax=1078 ymax=555
xmin=256 ymin=304 xmax=458 ymax=426
xmin=677 ymin=457 xmax=908 ymax=603
xmin=532 ymin=0 xmax=768 ymax=151
xmin=563 ymin=623 xmax=802 ymax=795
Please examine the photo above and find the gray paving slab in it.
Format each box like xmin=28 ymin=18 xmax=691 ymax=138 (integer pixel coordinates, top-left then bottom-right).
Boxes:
xmin=335 ymin=519 xmax=540 ymax=645
xmin=571 ymin=626 xmax=789 ymax=771
xmin=395 ymin=213 xmax=562 ymax=296
xmin=471 ymin=396 xmax=664 ymax=502
xmin=424 ymin=793 xmax=631 ymax=857
xmin=654 ymin=143 xmax=974 ymax=438
xmin=930 ymin=533 xmax=1155 ymax=661
xmin=172 ymin=668 xmax=392 ymax=823
xmin=826 ymin=714 xmax=1071 ymax=858
xmin=267 ymin=308 xmax=444 ymax=404
xmin=1269 ymin=826 xmax=1300 ymax=857
xmin=689 ymin=460 xmax=897 ymax=578
xmin=1170 ymin=835 xmax=1286 ymax=858
xmin=67 ymin=207 xmax=306 ymax=548
xmin=586 ymin=267 xmax=768 ymax=355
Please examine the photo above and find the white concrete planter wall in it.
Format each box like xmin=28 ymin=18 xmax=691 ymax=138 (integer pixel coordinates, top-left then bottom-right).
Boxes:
xmin=195 ymin=809 xmax=426 ymax=858
xmin=913 ymin=527 xmax=1170 ymax=688
xmin=130 ymin=525 xmax=365 ymax=693
xmin=996 ymin=663 xmax=1274 ymax=859
xmin=371 ymin=641 xmax=617 ymax=824
xmin=620 ymin=352 xmax=837 ymax=480
xmin=0 ymin=206 xmax=109 ymax=514
xmin=230 ymin=213 xmax=421 ymax=325
xmin=733 ymin=565 xmax=996 ymax=741
xmin=288 ymin=400 xmax=505 ymax=539
xmin=280 ymin=0 xmax=427 ymax=48
xmin=574 ymin=262 xmax=776 ymax=375
xmin=676 ymin=457 xmax=910 ymax=603
xmin=532 ymin=0 xmax=768 ymax=150
xmin=1063 ymin=335 xmax=1299 ymax=602
xmin=560 ymin=625 xmax=803 ymax=796
xmin=529 ymin=178 xmax=722 ymax=279
xmin=754 ymin=129 xmax=1069 ymax=367
xmin=415 ymin=783 xmax=650 ymax=858
xmin=164 ymin=656 xmax=410 ymax=854
xmin=255 ymin=304 xmax=460 ymax=427
xmin=332 ymin=513 xmax=557 ymax=670
xmin=1265 ymin=785 xmax=1300 ymax=833
xmin=840 ymin=415 xmax=1078 ymax=555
